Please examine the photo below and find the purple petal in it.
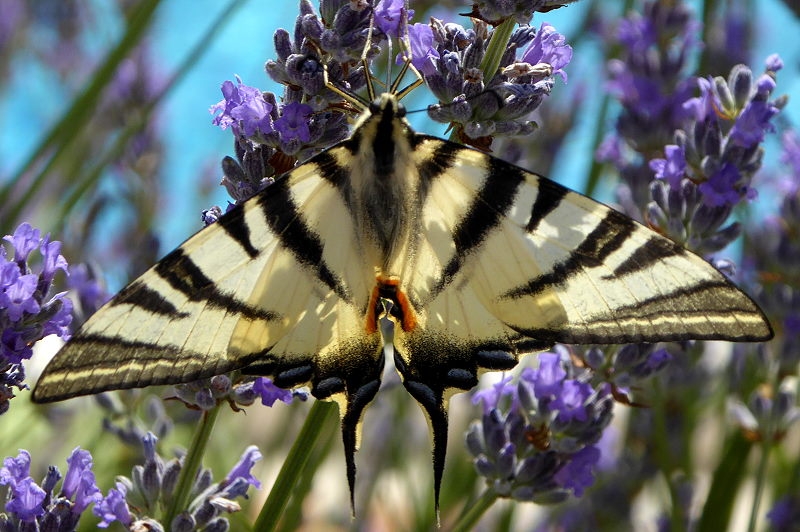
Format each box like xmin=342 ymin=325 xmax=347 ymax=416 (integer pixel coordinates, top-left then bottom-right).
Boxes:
xmin=0 ymin=273 xmax=40 ymax=322
xmin=374 ymin=0 xmax=413 ymax=38
xmin=274 ymin=102 xmax=313 ymax=143
xmin=224 ymin=446 xmax=262 ymax=489
xmin=699 ymin=163 xmax=744 ymax=207
xmin=649 ymin=144 xmax=686 ymax=188
xmin=521 ymin=23 xmax=573 ymax=82
xmin=94 ymin=481 xmax=132 ymax=528
xmin=402 ymin=23 xmax=439 ymax=77
xmin=210 ymin=78 xmax=274 ymax=138
xmin=0 ymin=450 xmax=32 ymax=487
xmin=554 ymin=445 xmax=601 ymax=497
xmin=472 ymin=375 xmax=515 ymax=414
xmin=62 ymin=447 xmax=93 ymax=499
xmin=253 ymin=377 xmax=294 ymax=407
xmin=7 ymin=476 xmax=46 ymax=522
xmin=552 ymin=380 xmax=593 ymax=423
xmin=523 ymin=352 xmax=567 ymax=399
xmin=3 ymin=223 xmax=41 ymax=263
xmin=40 ymin=235 xmax=68 ymax=284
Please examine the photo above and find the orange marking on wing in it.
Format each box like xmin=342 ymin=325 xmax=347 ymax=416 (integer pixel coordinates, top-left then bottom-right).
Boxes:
xmin=365 ymin=285 xmax=380 ymax=334
xmin=393 ymin=284 xmax=417 ymax=332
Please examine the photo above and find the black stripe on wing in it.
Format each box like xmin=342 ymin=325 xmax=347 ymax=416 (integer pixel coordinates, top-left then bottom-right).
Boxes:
xmin=32 ymin=334 xmax=263 ymax=402
xmin=503 ymin=209 xmax=636 ymax=299
xmin=218 ymin=205 xmax=260 ymax=259
xmin=114 ymin=281 xmax=189 ymax=317
xmin=526 ymin=178 xmax=568 ymax=233
xmin=414 ymin=137 xmax=461 ymax=202
xmin=511 ymin=279 xmax=771 ymax=343
xmin=152 ymin=248 xmax=280 ymax=321
xmin=605 ymin=234 xmax=686 ymax=278
xmin=431 ymin=155 xmax=527 ymax=298
xmin=258 ymin=179 xmax=351 ymax=302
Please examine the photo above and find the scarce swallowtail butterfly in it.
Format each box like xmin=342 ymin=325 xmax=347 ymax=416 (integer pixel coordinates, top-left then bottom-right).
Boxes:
xmin=33 ymin=76 xmax=773 ymax=512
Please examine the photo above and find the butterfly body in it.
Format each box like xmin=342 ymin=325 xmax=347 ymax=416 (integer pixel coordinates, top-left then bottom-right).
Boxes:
xmin=33 ymin=92 xmax=772 ymax=511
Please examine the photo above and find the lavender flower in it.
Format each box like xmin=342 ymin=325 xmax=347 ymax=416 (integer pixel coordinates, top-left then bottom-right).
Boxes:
xmin=210 ymin=77 xmax=274 ymax=139
xmin=94 ymin=433 xmax=263 ymax=531
xmin=466 ymin=351 xmax=612 ymax=502
xmin=374 ymin=0 xmax=413 ymax=38
xmin=424 ymin=19 xmax=571 ymax=144
xmin=646 ymin=56 xmax=784 ymax=255
xmin=404 ymin=22 xmax=439 ymax=76
xmin=728 ymin=383 xmax=800 ymax=443
xmin=519 ymin=22 xmax=573 ymax=82
xmin=66 ymin=263 xmax=110 ymax=322
xmin=649 ymin=143 xmax=687 ymax=189
xmin=94 ymin=481 xmax=133 ymax=528
xmin=1 ymin=223 xmax=72 ymax=414
xmin=0 ymin=448 xmax=102 ymax=529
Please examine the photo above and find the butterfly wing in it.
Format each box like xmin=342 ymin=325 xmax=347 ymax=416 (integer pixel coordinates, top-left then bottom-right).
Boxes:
xmin=33 ymin=147 xmax=381 ymax=407
xmin=389 ymin=136 xmax=773 ymax=502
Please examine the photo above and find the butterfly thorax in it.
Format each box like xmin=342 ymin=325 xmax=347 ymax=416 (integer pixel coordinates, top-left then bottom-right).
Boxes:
xmin=347 ymin=93 xmax=419 ymax=275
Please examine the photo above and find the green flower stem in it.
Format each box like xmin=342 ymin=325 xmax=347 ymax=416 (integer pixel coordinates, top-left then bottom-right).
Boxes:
xmin=162 ymin=403 xmax=221 ymax=527
xmin=479 ymin=17 xmax=516 ymax=84
xmin=448 ymin=16 xmax=516 ymax=143
xmin=748 ymin=428 xmax=775 ymax=532
xmin=254 ymin=400 xmax=338 ymax=532
xmin=451 ymin=489 xmax=499 ymax=532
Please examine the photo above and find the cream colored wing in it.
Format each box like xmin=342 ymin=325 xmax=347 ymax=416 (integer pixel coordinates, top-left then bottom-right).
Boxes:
xmin=33 ymin=147 xmax=380 ymax=407
xmin=388 ymin=136 xmax=773 ymax=503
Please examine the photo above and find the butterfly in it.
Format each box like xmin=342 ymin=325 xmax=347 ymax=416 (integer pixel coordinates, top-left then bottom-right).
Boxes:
xmin=33 ymin=79 xmax=773 ymax=513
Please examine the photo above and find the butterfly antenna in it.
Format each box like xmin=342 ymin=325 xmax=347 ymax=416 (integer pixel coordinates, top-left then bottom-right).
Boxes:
xmin=391 ymin=6 xmax=424 ymax=100
xmin=321 ymin=57 xmax=370 ymax=112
